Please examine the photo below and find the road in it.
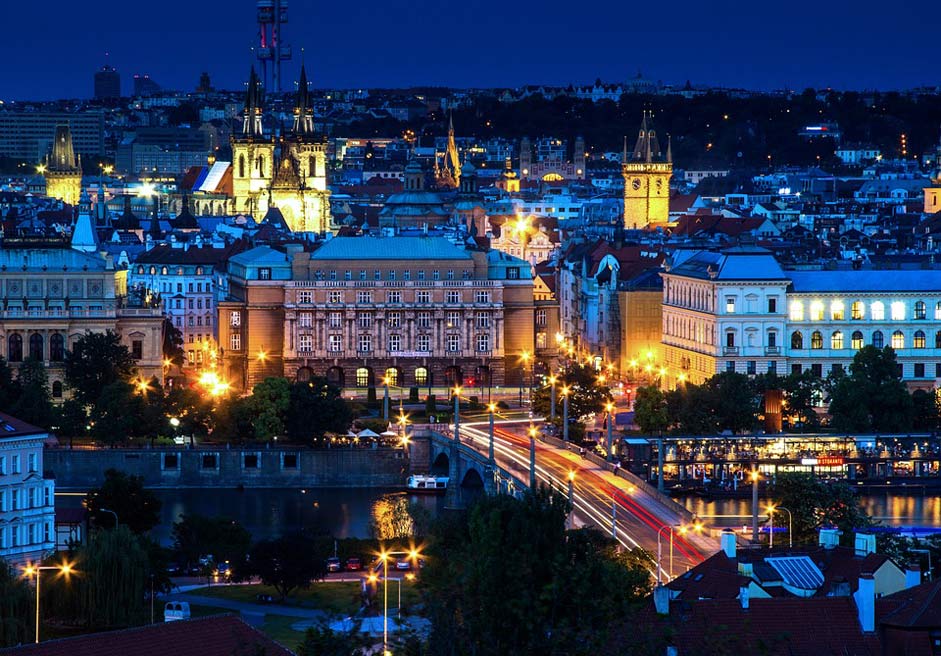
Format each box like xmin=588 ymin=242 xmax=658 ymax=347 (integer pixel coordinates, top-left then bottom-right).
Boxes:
xmin=458 ymin=421 xmax=714 ymax=579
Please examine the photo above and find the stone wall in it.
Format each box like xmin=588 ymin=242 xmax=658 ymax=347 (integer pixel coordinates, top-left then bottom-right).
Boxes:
xmin=45 ymin=445 xmax=408 ymax=489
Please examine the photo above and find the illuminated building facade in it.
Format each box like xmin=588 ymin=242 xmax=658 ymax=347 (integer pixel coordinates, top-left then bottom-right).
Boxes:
xmin=519 ymin=136 xmax=586 ymax=182
xmin=622 ymin=111 xmax=672 ymax=229
xmin=42 ymin=125 xmax=83 ymax=207
xmin=218 ymin=237 xmax=535 ymax=393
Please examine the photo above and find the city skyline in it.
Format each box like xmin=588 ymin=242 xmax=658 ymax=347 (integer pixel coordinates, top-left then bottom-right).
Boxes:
xmin=3 ymin=0 xmax=940 ymax=101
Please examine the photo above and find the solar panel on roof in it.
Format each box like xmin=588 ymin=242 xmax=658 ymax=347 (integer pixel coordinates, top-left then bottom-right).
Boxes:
xmin=766 ymin=556 xmax=824 ymax=590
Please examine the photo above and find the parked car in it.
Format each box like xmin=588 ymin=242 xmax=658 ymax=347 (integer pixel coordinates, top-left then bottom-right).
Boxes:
xmin=345 ymin=557 xmax=362 ymax=571
xmin=255 ymin=593 xmax=274 ymax=603
xmin=326 ymin=557 xmax=342 ymax=573
xmin=395 ymin=558 xmax=412 ymax=571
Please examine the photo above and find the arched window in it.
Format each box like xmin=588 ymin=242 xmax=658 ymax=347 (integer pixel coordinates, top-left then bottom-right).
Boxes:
xmin=791 ymin=331 xmax=803 ymax=349
xmin=238 ymin=154 xmax=245 ymax=178
xmin=414 ymin=367 xmax=429 ymax=386
xmin=936 ymin=331 xmax=941 ymax=349
xmin=137 ymin=265 xmax=145 ymax=275
xmin=811 ymin=331 xmax=823 ymax=350
xmin=851 ymin=301 xmax=864 ymax=320
xmin=257 ymin=155 xmax=266 ymax=177
xmin=936 ymin=302 xmax=941 ymax=320
xmin=851 ymin=331 xmax=864 ymax=350
xmin=7 ymin=334 xmax=22 ymax=362
xmin=914 ymin=301 xmax=927 ymax=320
xmin=872 ymin=330 xmax=884 ymax=348
xmin=809 ymin=301 xmax=824 ymax=321
xmin=51 ymin=381 xmax=63 ymax=398
xmin=28 ymin=333 xmax=43 ymax=360
xmin=871 ymin=302 xmax=885 ymax=321
xmin=384 ymin=367 xmax=399 ymax=387
xmin=789 ymin=301 xmax=804 ymax=321
xmin=355 ymin=367 xmax=370 ymax=388
xmin=309 ymin=155 xmax=317 ymax=177
xmin=161 ymin=266 xmax=168 ymax=275
xmin=891 ymin=330 xmax=904 ymax=349
xmin=914 ymin=330 xmax=926 ymax=348
xmin=830 ymin=301 xmax=844 ymax=321
xmin=831 ymin=331 xmax=843 ymax=350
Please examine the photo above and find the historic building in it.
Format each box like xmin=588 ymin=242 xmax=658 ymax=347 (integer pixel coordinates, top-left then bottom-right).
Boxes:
xmin=218 ymin=236 xmax=535 ymax=393
xmin=519 ymin=136 xmax=586 ymax=182
xmin=0 ymin=219 xmax=165 ymax=397
xmin=0 ymin=413 xmax=56 ymax=566
xmin=661 ymin=246 xmax=941 ymax=389
xmin=622 ymin=111 xmax=672 ymax=229
xmin=230 ymin=65 xmax=330 ymax=232
xmin=378 ymin=160 xmax=450 ymax=229
xmin=434 ymin=115 xmax=461 ymax=189
xmin=42 ymin=124 xmax=83 ymax=207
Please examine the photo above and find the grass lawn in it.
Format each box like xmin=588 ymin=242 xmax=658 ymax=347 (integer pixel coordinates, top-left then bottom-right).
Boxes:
xmin=190 ymin=581 xmax=421 ymax=616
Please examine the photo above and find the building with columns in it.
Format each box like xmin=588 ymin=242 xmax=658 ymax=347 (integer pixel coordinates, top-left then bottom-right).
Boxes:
xmin=218 ymin=236 xmax=535 ymax=393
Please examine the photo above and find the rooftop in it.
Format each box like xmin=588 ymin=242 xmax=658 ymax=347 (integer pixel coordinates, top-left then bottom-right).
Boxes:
xmin=311 ymin=235 xmax=471 ymax=261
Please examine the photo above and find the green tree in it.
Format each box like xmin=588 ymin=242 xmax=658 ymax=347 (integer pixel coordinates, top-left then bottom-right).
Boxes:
xmin=296 ymin=626 xmax=368 ymax=656
xmin=164 ymin=385 xmax=213 ymax=438
xmin=52 ymin=398 xmax=88 ymax=445
xmin=10 ymin=358 xmax=53 ymax=428
xmin=212 ymin=395 xmax=257 ymax=442
xmin=704 ymin=372 xmax=760 ymax=433
xmin=772 ymin=473 xmax=871 ymax=545
xmin=781 ymin=370 xmax=823 ymax=431
xmin=65 ymin=331 xmax=136 ymax=406
xmin=0 ymin=357 xmax=18 ymax=411
xmin=245 ymin=533 xmax=329 ymax=600
xmin=533 ymin=363 xmax=611 ymax=435
xmin=85 ymin=469 xmax=162 ymax=534
xmin=0 ymin=558 xmax=32 ymax=646
xmin=665 ymin=383 xmax=716 ymax=435
xmin=74 ymin=526 xmax=150 ymax=628
xmin=250 ymin=377 xmax=292 ymax=440
xmin=911 ymin=389 xmax=940 ymax=431
xmin=286 ymin=379 xmax=353 ymax=443
xmin=172 ymin=514 xmax=252 ymax=571
xmin=162 ymin=318 xmax=185 ymax=367
xmin=828 ymin=346 xmax=913 ymax=432
xmin=89 ymin=381 xmax=140 ymax=444
xmin=633 ymin=385 xmax=669 ymax=434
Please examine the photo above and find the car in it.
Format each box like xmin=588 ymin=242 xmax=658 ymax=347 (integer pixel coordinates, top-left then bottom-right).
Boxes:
xmin=255 ymin=593 xmax=274 ymax=603
xmin=326 ymin=557 xmax=342 ymax=573
xmin=345 ymin=557 xmax=362 ymax=571
xmin=395 ymin=558 xmax=412 ymax=571
xmin=166 ymin=564 xmax=180 ymax=575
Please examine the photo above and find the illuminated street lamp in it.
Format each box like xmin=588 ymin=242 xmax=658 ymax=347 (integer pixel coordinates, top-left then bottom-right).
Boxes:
xmin=656 ymin=521 xmax=703 ymax=584
xmin=528 ymin=424 xmax=538 ymax=489
xmin=519 ymin=350 xmax=531 ymax=407
xmin=452 ymin=386 xmax=462 ymax=443
xmin=561 ymin=385 xmax=571 ymax=442
xmin=548 ymin=374 xmax=557 ymax=420
xmin=567 ymin=470 xmax=576 ymax=529
xmin=23 ymin=561 xmax=74 ymax=643
xmin=605 ymin=401 xmax=615 ymax=463
xmin=382 ymin=376 xmax=390 ymax=421
xmin=487 ymin=402 xmax=497 ymax=463
xmin=750 ymin=468 xmax=761 ymax=543
xmin=377 ymin=549 xmax=421 ymax=653
xmin=767 ymin=504 xmax=793 ymax=548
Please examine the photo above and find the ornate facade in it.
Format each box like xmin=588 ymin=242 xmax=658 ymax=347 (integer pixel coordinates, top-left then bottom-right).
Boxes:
xmin=43 ymin=124 xmax=82 ymax=207
xmin=622 ymin=112 xmax=672 ymax=229
xmin=230 ymin=65 xmax=330 ymax=232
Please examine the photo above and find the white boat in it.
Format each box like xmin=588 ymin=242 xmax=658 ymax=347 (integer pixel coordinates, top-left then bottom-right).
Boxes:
xmin=407 ymin=474 xmax=448 ymax=494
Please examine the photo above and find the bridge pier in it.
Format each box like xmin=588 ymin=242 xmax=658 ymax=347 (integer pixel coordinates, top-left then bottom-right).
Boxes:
xmin=446 ymin=441 xmax=463 ymax=509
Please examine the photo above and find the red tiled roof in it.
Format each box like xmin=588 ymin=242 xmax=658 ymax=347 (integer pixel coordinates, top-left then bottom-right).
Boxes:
xmin=0 ymin=615 xmax=294 ymax=656
xmin=878 ymin=579 xmax=941 ymax=629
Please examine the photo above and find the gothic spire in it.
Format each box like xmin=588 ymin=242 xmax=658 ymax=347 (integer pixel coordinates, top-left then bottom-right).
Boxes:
xmin=631 ymin=110 xmax=664 ymax=163
xmin=242 ymin=66 xmax=264 ymax=137
xmin=293 ymin=63 xmax=314 ymax=136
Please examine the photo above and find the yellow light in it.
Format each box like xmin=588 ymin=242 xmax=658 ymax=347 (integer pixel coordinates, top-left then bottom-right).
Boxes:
xmin=568 ymin=470 xmax=576 ymax=482
xmin=598 ymin=374 xmax=607 ymax=384
xmin=605 ymin=402 xmax=615 ymax=413
xmin=629 ymin=359 xmax=638 ymax=368
xmin=528 ymin=426 xmax=538 ymax=438
xmin=163 ymin=359 xmax=172 ymax=368
xmin=409 ymin=549 xmax=419 ymax=559
xmin=548 ymin=375 xmax=557 ymax=385
xmin=368 ymin=574 xmax=378 ymax=583
xmin=561 ymin=385 xmax=570 ymax=396
xmin=555 ymin=332 xmax=565 ymax=344
xmin=678 ymin=373 xmax=687 ymax=382
xmin=644 ymin=364 xmax=653 ymax=372
xmin=750 ymin=470 xmax=760 ymax=482
xmin=36 ymin=164 xmax=46 ymax=174
xmin=136 ymin=379 xmax=150 ymax=394
xmin=23 ymin=565 xmax=35 ymax=576
xmin=379 ymin=552 xmax=389 ymax=562
xmin=405 ymin=573 xmax=416 ymax=581
xmin=658 ymin=367 xmax=667 ymax=376
xmin=488 ymin=403 xmax=497 ymax=413
xmin=138 ymin=182 xmax=156 ymax=198
xmin=646 ymin=351 xmax=654 ymax=359
xmin=257 ymin=350 xmax=267 ymax=362
xmin=520 ymin=350 xmax=530 ymax=363
xmin=453 ymin=386 xmax=462 ymax=397
xmin=60 ymin=563 xmax=72 ymax=575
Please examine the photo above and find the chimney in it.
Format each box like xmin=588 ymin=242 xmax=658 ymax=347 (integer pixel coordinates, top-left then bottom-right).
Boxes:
xmin=819 ymin=527 xmax=841 ymax=549
xmin=653 ymin=584 xmax=671 ymax=615
xmin=739 ymin=584 xmax=750 ymax=610
xmin=854 ymin=533 xmax=876 ymax=557
xmin=830 ymin=576 xmax=851 ymax=597
xmin=905 ymin=563 xmax=922 ymax=589
xmin=720 ymin=528 xmax=736 ymax=559
xmin=853 ymin=572 xmax=875 ymax=632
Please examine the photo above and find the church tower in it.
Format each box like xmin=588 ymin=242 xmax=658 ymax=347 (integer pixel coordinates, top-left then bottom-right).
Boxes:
xmin=924 ymin=125 xmax=941 ymax=214
xmin=44 ymin=124 xmax=82 ymax=206
xmin=285 ymin=63 xmax=330 ymax=232
xmin=622 ymin=111 xmax=672 ymax=229
xmin=231 ymin=66 xmax=275 ymax=218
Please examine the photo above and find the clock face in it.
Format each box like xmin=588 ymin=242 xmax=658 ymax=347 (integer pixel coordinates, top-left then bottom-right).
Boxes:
xmin=656 ymin=179 xmax=663 ymax=191
xmin=632 ymin=178 xmax=642 ymax=190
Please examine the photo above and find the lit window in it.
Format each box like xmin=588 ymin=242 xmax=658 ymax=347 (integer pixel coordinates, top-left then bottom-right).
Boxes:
xmin=809 ymin=301 xmax=824 ymax=321
xmin=230 ymin=333 xmax=241 ymax=350
xmin=891 ymin=302 xmax=905 ymax=321
xmin=891 ymin=330 xmax=904 ymax=349
xmin=914 ymin=330 xmax=926 ymax=348
xmin=830 ymin=301 xmax=844 ymax=321
xmin=811 ymin=331 xmax=823 ymax=349
xmin=851 ymin=331 xmax=864 ymax=349
xmin=791 ymin=331 xmax=803 ymax=349
xmin=355 ymin=367 xmax=370 ymax=387
xmin=851 ymin=301 xmax=864 ymax=320
xmin=230 ymin=311 xmax=241 ymax=327
xmin=789 ymin=302 xmax=804 ymax=321
xmin=831 ymin=331 xmax=843 ymax=349
xmin=871 ymin=302 xmax=885 ymax=321
xmin=384 ymin=367 xmax=399 ymax=386
xmin=414 ymin=367 xmax=428 ymax=385
xmin=914 ymin=301 xmax=927 ymax=320
xmin=726 ymin=297 xmax=736 ymax=313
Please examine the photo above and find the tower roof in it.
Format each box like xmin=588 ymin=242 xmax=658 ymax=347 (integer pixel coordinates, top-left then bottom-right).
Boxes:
xmin=173 ymin=194 xmax=200 ymax=229
xmin=242 ymin=66 xmax=265 ymax=138
xmin=630 ymin=110 xmax=667 ymax=163
xmin=113 ymin=194 xmax=140 ymax=230
xmin=293 ymin=64 xmax=314 ymax=137
xmin=48 ymin=124 xmax=80 ymax=173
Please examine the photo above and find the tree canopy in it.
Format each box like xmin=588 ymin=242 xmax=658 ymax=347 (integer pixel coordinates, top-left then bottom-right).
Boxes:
xmin=65 ymin=331 xmax=137 ymax=406
xmin=772 ymin=473 xmax=871 ymax=545
xmin=244 ymin=533 xmax=329 ymax=600
xmin=84 ymin=469 xmax=162 ymax=534
xmin=827 ymin=346 xmax=913 ymax=432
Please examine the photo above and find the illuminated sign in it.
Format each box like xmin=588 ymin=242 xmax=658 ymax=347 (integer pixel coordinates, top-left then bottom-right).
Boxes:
xmin=801 ymin=456 xmax=844 ymax=467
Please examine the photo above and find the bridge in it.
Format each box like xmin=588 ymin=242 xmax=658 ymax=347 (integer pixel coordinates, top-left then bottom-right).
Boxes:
xmin=410 ymin=422 xmax=717 ymax=580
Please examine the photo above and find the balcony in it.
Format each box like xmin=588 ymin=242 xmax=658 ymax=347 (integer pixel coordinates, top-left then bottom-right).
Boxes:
xmin=765 ymin=346 xmax=781 ymax=355
xmin=722 ymin=346 xmax=739 ymax=356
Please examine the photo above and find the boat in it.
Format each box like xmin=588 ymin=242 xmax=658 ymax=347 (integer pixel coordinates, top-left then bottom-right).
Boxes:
xmin=407 ymin=475 xmax=449 ymax=494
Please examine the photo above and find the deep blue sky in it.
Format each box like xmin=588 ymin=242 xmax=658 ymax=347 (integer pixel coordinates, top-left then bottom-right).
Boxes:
xmin=2 ymin=0 xmax=938 ymax=100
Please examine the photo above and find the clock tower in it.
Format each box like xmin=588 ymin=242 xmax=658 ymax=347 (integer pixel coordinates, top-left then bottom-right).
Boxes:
xmin=622 ymin=111 xmax=672 ymax=229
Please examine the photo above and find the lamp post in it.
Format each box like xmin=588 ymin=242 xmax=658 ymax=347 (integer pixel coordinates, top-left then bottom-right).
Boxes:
xmin=768 ymin=505 xmax=793 ymax=548
xmin=656 ymin=525 xmax=673 ymax=585
xmin=23 ymin=562 xmax=73 ymax=643
xmin=548 ymin=374 xmax=557 ymax=420
xmin=519 ymin=351 xmax=530 ymax=408
xmin=750 ymin=468 xmax=760 ymax=543
xmin=382 ymin=376 xmax=390 ymax=421
xmin=605 ymin=401 xmax=615 ymax=463
xmin=487 ymin=403 xmax=497 ymax=463
xmin=378 ymin=549 xmax=420 ymax=654
xmin=562 ymin=386 xmax=570 ymax=442
xmin=100 ymin=507 xmax=119 ymax=528
xmin=452 ymin=386 xmax=461 ymax=443
xmin=567 ymin=470 xmax=575 ymax=529
xmin=528 ymin=424 xmax=538 ymax=489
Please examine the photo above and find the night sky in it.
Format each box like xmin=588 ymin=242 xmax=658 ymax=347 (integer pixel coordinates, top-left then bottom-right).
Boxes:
xmin=2 ymin=0 xmax=938 ymax=100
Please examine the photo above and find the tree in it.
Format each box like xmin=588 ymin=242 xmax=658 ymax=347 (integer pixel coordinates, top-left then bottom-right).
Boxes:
xmin=772 ymin=473 xmax=871 ymax=545
xmin=370 ymin=496 xmax=431 ymax=540
xmin=65 ymin=331 xmax=136 ymax=406
xmin=533 ymin=363 xmax=611 ymax=437
xmin=85 ymin=469 xmax=162 ymax=534
xmin=665 ymin=383 xmax=716 ymax=435
xmin=172 ymin=513 xmax=251 ymax=571
xmin=296 ymin=626 xmax=368 ymax=656
xmin=633 ymin=385 xmax=669 ymax=434
xmin=9 ymin=358 xmax=53 ymax=429
xmin=52 ymin=398 xmax=88 ymax=445
xmin=246 ymin=533 xmax=328 ymax=600
xmin=250 ymin=377 xmax=291 ymax=440
xmin=162 ymin=318 xmax=185 ymax=367
xmin=89 ymin=381 xmax=140 ymax=444
xmin=286 ymin=379 xmax=353 ymax=443
xmin=911 ymin=389 xmax=940 ymax=431
xmin=781 ymin=370 xmax=823 ymax=431
xmin=164 ymin=386 xmax=213 ymax=438
xmin=212 ymin=395 xmax=257 ymax=442
xmin=704 ymin=372 xmax=760 ymax=433
xmin=0 ymin=559 xmax=32 ymax=646
xmin=0 ymin=358 xmax=18 ymax=412
xmin=827 ymin=346 xmax=913 ymax=432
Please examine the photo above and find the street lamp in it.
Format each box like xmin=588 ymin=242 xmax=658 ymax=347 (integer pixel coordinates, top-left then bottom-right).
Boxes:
xmin=519 ymin=351 xmax=531 ymax=408
xmin=567 ymin=470 xmax=576 ymax=529
xmin=487 ymin=403 xmax=497 ymax=463
xmin=452 ymin=386 xmax=462 ymax=443
xmin=656 ymin=521 xmax=703 ymax=584
xmin=750 ymin=468 xmax=760 ymax=543
xmin=561 ymin=386 xmax=571 ymax=442
xmin=528 ymin=424 xmax=538 ymax=489
xmin=548 ymin=374 xmax=557 ymax=420
xmin=377 ymin=549 xmax=421 ymax=653
xmin=382 ymin=376 xmax=390 ymax=421
xmin=100 ymin=507 xmax=119 ymax=528
xmin=605 ymin=401 xmax=615 ymax=463
xmin=767 ymin=504 xmax=793 ymax=548
xmin=23 ymin=561 xmax=73 ymax=643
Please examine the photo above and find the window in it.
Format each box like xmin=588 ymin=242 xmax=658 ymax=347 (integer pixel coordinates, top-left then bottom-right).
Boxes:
xmin=230 ymin=311 xmax=241 ymax=327
xmin=831 ymin=331 xmax=843 ymax=349
xmin=358 ymin=313 xmax=372 ymax=329
xmin=809 ymin=301 xmax=824 ymax=321
xmin=476 ymin=312 xmax=490 ymax=328
xmin=357 ymin=291 xmax=373 ymax=304
xmin=791 ymin=331 xmax=803 ymax=349
xmin=298 ymin=334 xmax=313 ymax=351
xmin=536 ymin=332 xmax=547 ymax=349
xmin=936 ymin=302 xmax=941 ymax=320
xmin=417 ymin=312 xmax=432 ymax=328
xmin=768 ymin=298 xmax=777 ymax=313
xmin=387 ymin=312 xmax=401 ymax=328
xmin=446 ymin=291 xmax=461 ymax=304
xmin=243 ymin=453 xmax=260 ymax=469
xmin=915 ymin=301 xmax=927 ymax=320
xmin=299 ymin=313 xmax=312 ymax=328
xmin=384 ymin=367 xmax=399 ymax=386
xmin=403 ymin=270 xmax=411 ymax=281
xmin=344 ymin=270 xmax=352 ymax=281
xmin=417 ymin=270 xmax=425 ymax=281
xmin=936 ymin=331 xmax=941 ymax=348
xmin=50 ymin=334 xmax=64 ymax=361
xmin=446 ymin=334 xmax=460 ymax=352
xmin=726 ymin=332 xmax=735 ymax=348
xmin=872 ymin=330 xmax=884 ymax=348
xmin=747 ymin=361 xmax=756 ymax=375
xmin=851 ymin=331 xmax=864 ymax=349
xmin=297 ymin=291 xmax=313 ymax=304
xmin=915 ymin=363 xmax=926 ymax=378
xmin=12 ymin=456 xmax=19 ymax=474
xmin=374 ymin=270 xmax=381 ymax=281
xmin=388 ymin=271 xmax=396 ymax=281
xmin=475 ymin=291 xmax=491 ymax=304
xmin=446 ymin=270 xmax=454 ymax=280
xmin=433 ymin=270 xmax=440 ymax=280
xmin=387 ymin=291 xmax=402 ymax=304
xmin=416 ymin=291 xmax=431 ymax=304
xmin=417 ymin=335 xmax=431 ymax=352
xmin=27 ymin=333 xmax=43 ymax=360
xmin=359 ymin=334 xmax=372 ymax=353
xmin=811 ymin=331 xmax=823 ymax=349
xmin=163 ymin=453 xmax=179 ymax=470
xmin=871 ymin=302 xmax=885 ymax=321
xmin=283 ymin=454 xmax=299 ymax=470
xmin=388 ymin=334 xmax=401 ymax=352
xmin=27 ymin=453 xmax=37 ymax=473
xmin=891 ymin=330 xmax=905 ymax=349
xmin=132 ymin=340 xmax=143 ymax=360
xmin=328 ymin=335 xmax=342 ymax=352
xmin=446 ymin=311 xmax=461 ymax=328
xmin=356 ymin=368 xmax=370 ymax=387
xmin=811 ymin=363 xmax=823 ymax=377
xmin=507 ymin=267 xmax=520 ymax=279
xmin=831 ymin=301 xmax=844 ymax=321
xmin=415 ymin=367 xmax=428 ymax=385
xmin=914 ymin=330 xmax=926 ymax=349
xmin=891 ymin=302 xmax=905 ymax=321
xmin=477 ymin=334 xmax=491 ymax=352
xmin=329 ymin=312 xmax=342 ymax=328
xmin=328 ymin=291 xmax=343 ymax=304
xmin=725 ymin=297 xmax=736 ymax=313
xmin=230 ymin=333 xmax=241 ymax=350
xmin=536 ymin=309 xmax=547 ymax=326
xmin=52 ymin=381 xmax=63 ymax=398
xmin=7 ymin=334 xmax=22 ymax=362
xmin=726 ymin=361 xmax=736 ymax=373
xmin=791 ymin=364 xmax=802 ymax=376
xmin=359 ymin=269 xmax=367 ymax=281
xmin=767 ymin=331 xmax=777 ymax=348
xmin=789 ymin=301 xmax=804 ymax=321
xmin=259 ymin=268 xmax=271 ymax=280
